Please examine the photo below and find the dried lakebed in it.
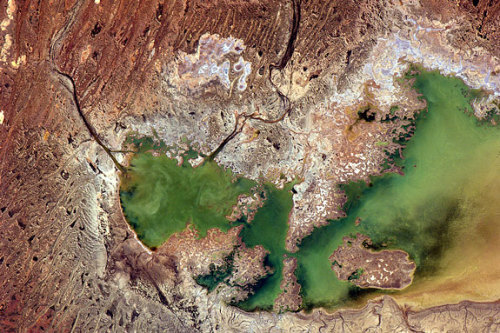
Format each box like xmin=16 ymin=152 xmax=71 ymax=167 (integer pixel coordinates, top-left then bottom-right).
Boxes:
xmin=120 ymin=70 xmax=500 ymax=311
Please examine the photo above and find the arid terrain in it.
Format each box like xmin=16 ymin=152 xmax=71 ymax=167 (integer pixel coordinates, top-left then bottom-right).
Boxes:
xmin=1 ymin=0 xmax=499 ymax=331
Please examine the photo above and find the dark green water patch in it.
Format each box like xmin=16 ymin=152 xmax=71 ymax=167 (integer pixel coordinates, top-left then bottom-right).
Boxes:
xmin=195 ymin=252 xmax=235 ymax=292
xmin=236 ymin=182 xmax=296 ymax=311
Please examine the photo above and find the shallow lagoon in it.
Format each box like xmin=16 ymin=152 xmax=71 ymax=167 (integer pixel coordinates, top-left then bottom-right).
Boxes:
xmin=121 ymin=70 xmax=499 ymax=310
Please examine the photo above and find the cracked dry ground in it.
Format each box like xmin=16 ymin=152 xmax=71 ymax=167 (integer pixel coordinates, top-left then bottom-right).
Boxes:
xmin=1 ymin=0 xmax=500 ymax=332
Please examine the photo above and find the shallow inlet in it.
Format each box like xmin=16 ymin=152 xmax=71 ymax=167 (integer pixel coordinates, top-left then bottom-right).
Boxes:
xmin=120 ymin=69 xmax=499 ymax=311
xmin=237 ymin=183 xmax=294 ymax=311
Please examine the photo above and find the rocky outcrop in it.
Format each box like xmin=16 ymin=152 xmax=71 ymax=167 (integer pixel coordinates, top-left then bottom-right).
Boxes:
xmin=226 ymin=192 xmax=265 ymax=223
xmin=273 ymin=257 xmax=302 ymax=313
xmin=330 ymin=234 xmax=416 ymax=290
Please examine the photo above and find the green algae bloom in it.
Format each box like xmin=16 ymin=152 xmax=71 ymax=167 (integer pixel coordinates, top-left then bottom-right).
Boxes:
xmin=120 ymin=153 xmax=255 ymax=248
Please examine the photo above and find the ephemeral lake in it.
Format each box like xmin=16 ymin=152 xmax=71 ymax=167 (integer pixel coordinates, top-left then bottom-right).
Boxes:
xmin=121 ymin=69 xmax=500 ymax=311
